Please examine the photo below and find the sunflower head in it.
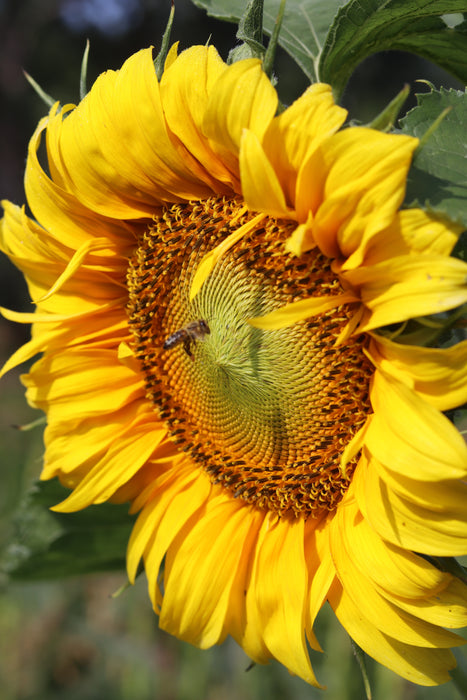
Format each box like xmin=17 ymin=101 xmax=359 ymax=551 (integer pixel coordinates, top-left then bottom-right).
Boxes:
xmin=1 ymin=38 xmax=467 ymax=690
xmin=126 ymin=194 xmax=375 ymax=518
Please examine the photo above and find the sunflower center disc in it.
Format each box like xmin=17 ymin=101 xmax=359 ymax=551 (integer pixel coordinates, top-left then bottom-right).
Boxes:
xmin=127 ymin=196 xmax=374 ymax=518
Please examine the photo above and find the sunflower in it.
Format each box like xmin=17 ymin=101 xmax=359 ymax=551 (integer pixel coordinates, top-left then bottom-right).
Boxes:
xmin=2 ymin=44 xmax=467 ymax=688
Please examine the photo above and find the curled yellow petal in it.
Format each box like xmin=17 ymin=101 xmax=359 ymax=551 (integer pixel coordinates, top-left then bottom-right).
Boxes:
xmin=189 ymin=210 xmax=264 ymax=300
xmin=248 ymin=291 xmax=358 ymax=330
xmin=35 ymin=237 xmax=111 ymax=302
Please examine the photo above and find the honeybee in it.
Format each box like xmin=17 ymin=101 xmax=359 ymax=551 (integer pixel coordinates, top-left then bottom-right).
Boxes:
xmin=163 ymin=319 xmax=210 ymax=359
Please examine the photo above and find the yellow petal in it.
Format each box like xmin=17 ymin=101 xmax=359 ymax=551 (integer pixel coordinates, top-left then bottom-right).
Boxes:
xmin=391 ymin=209 xmax=462 ymax=255
xmin=344 ymin=208 xmax=462 ymax=270
xmin=52 ymin=415 xmax=166 ymax=511
xmin=189 ymin=210 xmax=265 ymax=300
xmin=143 ymin=468 xmax=214 ymax=613
xmin=304 ymin=517 xmax=334 ymax=646
xmin=110 ymin=47 xmax=220 ymax=199
xmin=42 ymin=402 xmax=151 ymax=480
xmin=343 ymin=254 xmax=467 ymax=331
xmin=0 ymin=303 xmax=125 ymax=378
xmin=340 ymin=421 xmax=369 ymax=474
xmin=372 ymin=459 xmax=467 ymax=535
xmin=345 ymin=497 xmax=467 ymax=628
xmin=25 ymin=120 xmax=134 ymax=251
xmin=48 ymin=98 xmax=158 ymax=220
xmin=164 ymin=41 xmax=179 ymax=70
xmin=0 ymin=335 xmax=47 ymax=378
xmin=294 ymin=146 xmax=327 ymax=230
xmin=49 ymin=48 xmax=225 ymax=221
xmin=243 ymin=513 xmax=321 ymax=687
xmin=127 ymin=463 xmax=207 ymax=585
xmin=1 ymin=201 xmax=62 ymax=264
xmin=329 ymin=580 xmax=456 ymax=686
xmin=239 ymin=129 xmax=289 ymax=217
xmin=0 ymin=308 xmax=82 ymax=325
xmin=7 ymin=202 xmax=129 ymax=314
xmin=354 ymin=455 xmax=467 ymax=555
xmin=264 ymin=82 xmax=346 ymax=209
xmin=1 ymin=201 xmax=116 ymax=309
xmin=35 ymin=237 xmax=113 ymax=302
xmin=304 ymin=128 xmax=417 ymax=260
xmin=203 ymin=57 xmax=277 ymax=156
xmin=161 ymin=45 xmax=236 ymax=190
xmin=367 ymin=370 xmax=467 ymax=481
xmin=338 ymin=503 xmax=451 ymax=599
xmin=23 ymin=348 xmax=144 ymax=421
xmin=284 ymin=213 xmax=315 ymax=256
xmin=393 ymin=577 xmax=467 ymax=630
xmin=330 ymin=505 xmax=464 ymax=647
xmin=160 ymin=494 xmax=261 ymax=648
xmin=368 ymin=334 xmax=467 ymax=411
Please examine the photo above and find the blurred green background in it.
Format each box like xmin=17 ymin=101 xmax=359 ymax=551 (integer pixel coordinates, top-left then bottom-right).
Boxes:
xmin=0 ymin=1 xmax=465 ymax=698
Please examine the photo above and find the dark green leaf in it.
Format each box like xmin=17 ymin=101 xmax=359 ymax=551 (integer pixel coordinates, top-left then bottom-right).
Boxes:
xmin=367 ymin=83 xmax=410 ymax=131
xmin=228 ymin=0 xmax=266 ymax=63
xmin=237 ymin=0 xmax=264 ymax=48
xmin=400 ymin=87 xmax=467 ymax=228
xmin=192 ymin=0 xmax=346 ymax=81
xmin=319 ymin=1 xmax=467 ymax=98
xmin=3 ymin=479 xmax=134 ymax=580
xmin=421 ymin=554 xmax=467 ymax=585
xmin=154 ymin=1 xmax=175 ymax=80
xmin=452 ymin=230 xmax=467 ymax=261
xmin=453 ymin=408 xmax=467 ymax=441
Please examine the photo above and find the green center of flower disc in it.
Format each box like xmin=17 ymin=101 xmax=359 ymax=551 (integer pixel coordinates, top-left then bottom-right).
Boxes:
xmin=126 ymin=196 xmax=373 ymax=518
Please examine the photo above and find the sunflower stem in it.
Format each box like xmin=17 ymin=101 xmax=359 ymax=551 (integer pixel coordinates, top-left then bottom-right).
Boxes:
xmin=80 ymin=39 xmax=90 ymax=100
xmin=154 ymin=0 xmax=175 ymax=80
xmin=350 ymin=639 xmax=373 ymax=700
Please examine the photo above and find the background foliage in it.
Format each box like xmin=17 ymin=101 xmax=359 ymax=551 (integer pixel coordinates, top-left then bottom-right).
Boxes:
xmin=0 ymin=0 xmax=466 ymax=698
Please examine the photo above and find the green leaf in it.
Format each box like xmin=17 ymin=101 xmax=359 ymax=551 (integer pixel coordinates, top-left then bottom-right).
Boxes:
xmin=237 ymin=0 xmax=265 ymax=51
xmin=23 ymin=71 xmax=56 ymax=108
xmin=154 ymin=1 xmax=175 ymax=80
xmin=367 ymin=83 xmax=410 ymax=131
xmin=3 ymin=479 xmax=134 ymax=580
xmin=400 ymin=87 xmax=467 ymax=228
xmin=319 ymin=1 xmax=467 ymax=99
xmin=192 ymin=0 xmax=346 ymax=81
xmin=79 ymin=39 xmax=90 ymax=100
xmin=453 ymin=230 xmax=467 ymax=261
xmin=228 ymin=0 xmax=266 ymax=63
